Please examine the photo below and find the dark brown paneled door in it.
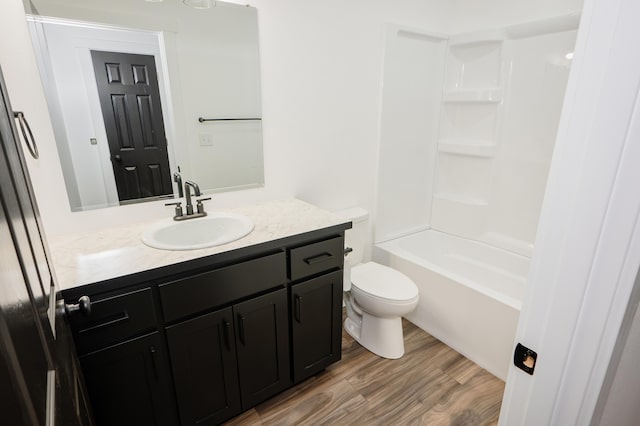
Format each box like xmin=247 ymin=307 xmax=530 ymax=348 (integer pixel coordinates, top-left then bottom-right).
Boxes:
xmin=91 ymin=50 xmax=172 ymax=202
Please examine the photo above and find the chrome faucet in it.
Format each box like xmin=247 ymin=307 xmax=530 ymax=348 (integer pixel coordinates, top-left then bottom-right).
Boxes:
xmin=165 ymin=179 xmax=210 ymax=221
xmin=184 ymin=180 xmax=201 ymax=215
xmin=173 ymin=172 xmax=184 ymax=198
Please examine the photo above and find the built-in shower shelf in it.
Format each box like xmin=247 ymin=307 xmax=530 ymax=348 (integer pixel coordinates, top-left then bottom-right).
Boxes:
xmin=443 ymin=89 xmax=502 ymax=103
xmin=433 ymin=193 xmax=488 ymax=207
xmin=438 ymin=139 xmax=497 ymax=157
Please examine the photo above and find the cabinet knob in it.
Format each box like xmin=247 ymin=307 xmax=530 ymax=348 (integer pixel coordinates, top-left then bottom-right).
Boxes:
xmin=65 ymin=296 xmax=92 ymax=317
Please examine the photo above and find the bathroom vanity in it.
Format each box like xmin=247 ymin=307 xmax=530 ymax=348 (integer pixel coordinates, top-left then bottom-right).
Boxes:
xmin=55 ymin=199 xmax=350 ymax=425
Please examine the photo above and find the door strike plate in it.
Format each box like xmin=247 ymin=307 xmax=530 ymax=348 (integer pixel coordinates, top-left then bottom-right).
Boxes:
xmin=514 ymin=343 xmax=537 ymax=375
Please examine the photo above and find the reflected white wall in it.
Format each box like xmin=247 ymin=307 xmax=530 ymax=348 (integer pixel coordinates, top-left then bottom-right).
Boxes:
xmin=26 ymin=0 xmax=263 ymax=203
xmin=30 ymin=22 xmax=170 ymax=211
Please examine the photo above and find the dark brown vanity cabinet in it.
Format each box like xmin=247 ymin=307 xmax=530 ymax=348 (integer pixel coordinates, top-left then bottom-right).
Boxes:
xmin=166 ymin=307 xmax=240 ymax=425
xmin=288 ymin=237 xmax=344 ymax=382
xmin=69 ymin=287 xmax=178 ymax=426
xmin=290 ymin=270 xmax=343 ymax=382
xmin=233 ymin=288 xmax=291 ymax=408
xmin=160 ymin=251 xmax=290 ymax=424
xmin=63 ymin=228 xmax=348 ymax=426
xmin=166 ymin=288 xmax=290 ymax=426
xmin=80 ymin=332 xmax=178 ymax=426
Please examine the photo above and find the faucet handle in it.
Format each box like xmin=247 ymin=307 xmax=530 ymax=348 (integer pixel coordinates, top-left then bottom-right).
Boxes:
xmin=165 ymin=201 xmax=183 ymax=218
xmin=172 ymin=173 xmax=184 ymax=198
xmin=195 ymin=197 xmax=211 ymax=215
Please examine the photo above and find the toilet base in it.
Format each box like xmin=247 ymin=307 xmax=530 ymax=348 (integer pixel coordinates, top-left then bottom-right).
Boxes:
xmin=345 ymin=312 xmax=405 ymax=359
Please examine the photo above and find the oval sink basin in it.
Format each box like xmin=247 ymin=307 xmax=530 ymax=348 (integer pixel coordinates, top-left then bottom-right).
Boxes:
xmin=141 ymin=213 xmax=254 ymax=250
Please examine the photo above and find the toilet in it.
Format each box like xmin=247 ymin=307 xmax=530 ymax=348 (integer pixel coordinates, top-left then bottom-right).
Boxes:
xmin=337 ymin=208 xmax=419 ymax=359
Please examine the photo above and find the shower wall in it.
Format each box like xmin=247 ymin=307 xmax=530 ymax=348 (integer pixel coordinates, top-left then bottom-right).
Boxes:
xmin=375 ymin=25 xmax=447 ymax=242
xmin=376 ymin=15 xmax=579 ymax=257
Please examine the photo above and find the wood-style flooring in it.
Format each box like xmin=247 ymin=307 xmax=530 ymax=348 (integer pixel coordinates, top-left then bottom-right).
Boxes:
xmin=225 ymin=318 xmax=505 ymax=425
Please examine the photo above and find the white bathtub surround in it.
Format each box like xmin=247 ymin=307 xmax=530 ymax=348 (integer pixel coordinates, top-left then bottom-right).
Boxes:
xmin=374 ymin=14 xmax=579 ymax=379
xmin=376 ymin=14 xmax=579 ymax=258
xmin=375 ymin=25 xmax=447 ymax=243
xmin=429 ymin=19 xmax=577 ymax=256
xmin=374 ymin=230 xmax=528 ymax=379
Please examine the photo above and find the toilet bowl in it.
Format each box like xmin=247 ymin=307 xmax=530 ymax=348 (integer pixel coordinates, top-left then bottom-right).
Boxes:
xmin=336 ymin=207 xmax=420 ymax=359
xmin=344 ymin=261 xmax=419 ymax=359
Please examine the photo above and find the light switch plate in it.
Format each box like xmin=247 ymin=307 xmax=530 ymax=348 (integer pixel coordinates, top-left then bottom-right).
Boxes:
xmin=199 ymin=133 xmax=213 ymax=146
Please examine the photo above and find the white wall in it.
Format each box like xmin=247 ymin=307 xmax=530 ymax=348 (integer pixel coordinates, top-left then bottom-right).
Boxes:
xmin=451 ymin=0 xmax=583 ymax=32
xmin=241 ymin=0 xmax=455 ymax=213
xmin=2 ymin=0 xmax=455 ymax=236
xmin=0 ymin=0 xmax=69 ymax=237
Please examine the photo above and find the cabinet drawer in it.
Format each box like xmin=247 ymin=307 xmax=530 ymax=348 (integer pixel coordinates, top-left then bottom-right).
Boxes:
xmin=69 ymin=287 xmax=156 ymax=355
xmin=289 ymin=236 xmax=344 ymax=281
xmin=160 ymin=251 xmax=287 ymax=323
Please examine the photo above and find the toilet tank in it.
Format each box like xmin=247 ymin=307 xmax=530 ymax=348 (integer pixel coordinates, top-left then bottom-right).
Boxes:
xmin=334 ymin=207 xmax=369 ymax=266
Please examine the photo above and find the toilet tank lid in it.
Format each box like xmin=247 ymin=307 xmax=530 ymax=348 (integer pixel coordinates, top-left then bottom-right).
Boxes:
xmin=334 ymin=207 xmax=369 ymax=224
xmin=351 ymin=262 xmax=418 ymax=301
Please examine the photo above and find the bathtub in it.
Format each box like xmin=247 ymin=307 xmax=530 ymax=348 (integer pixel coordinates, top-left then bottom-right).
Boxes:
xmin=373 ymin=229 xmax=529 ymax=380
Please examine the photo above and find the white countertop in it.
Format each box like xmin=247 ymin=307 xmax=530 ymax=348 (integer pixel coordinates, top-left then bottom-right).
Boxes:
xmin=50 ymin=199 xmax=349 ymax=291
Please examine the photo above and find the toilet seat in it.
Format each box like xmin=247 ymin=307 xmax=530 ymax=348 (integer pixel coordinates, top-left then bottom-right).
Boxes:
xmin=351 ymin=262 xmax=418 ymax=303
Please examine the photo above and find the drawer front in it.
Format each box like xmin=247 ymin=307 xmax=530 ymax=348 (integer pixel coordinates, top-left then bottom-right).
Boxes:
xmin=289 ymin=236 xmax=344 ymax=281
xmin=159 ymin=251 xmax=287 ymax=323
xmin=69 ymin=287 xmax=156 ymax=355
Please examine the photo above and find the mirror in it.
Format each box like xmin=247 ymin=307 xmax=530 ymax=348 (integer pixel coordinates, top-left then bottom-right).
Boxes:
xmin=23 ymin=0 xmax=264 ymax=211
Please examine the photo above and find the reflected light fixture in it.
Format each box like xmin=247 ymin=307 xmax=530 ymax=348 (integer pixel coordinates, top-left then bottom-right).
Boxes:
xmin=565 ymin=52 xmax=574 ymax=60
xmin=183 ymin=0 xmax=214 ymax=9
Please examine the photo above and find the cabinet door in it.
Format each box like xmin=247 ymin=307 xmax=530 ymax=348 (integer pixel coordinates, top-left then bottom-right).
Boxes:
xmin=291 ymin=270 xmax=343 ymax=382
xmin=166 ymin=306 xmax=241 ymax=426
xmin=80 ymin=332 xmax=177 ymax=426
xmin=234 ymin=288 xmax=290 ymax=408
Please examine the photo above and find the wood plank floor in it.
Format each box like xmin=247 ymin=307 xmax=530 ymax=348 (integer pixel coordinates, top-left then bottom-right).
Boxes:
xmin=225 ymin=318 xmax=505 ymax=425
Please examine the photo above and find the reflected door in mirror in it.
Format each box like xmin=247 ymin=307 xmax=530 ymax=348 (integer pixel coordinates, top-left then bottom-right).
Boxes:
xmin=91 ymin=51 xmax=172 ymax=202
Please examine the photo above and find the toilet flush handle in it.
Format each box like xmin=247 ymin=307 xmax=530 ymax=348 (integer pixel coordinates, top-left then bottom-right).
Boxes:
xmin=344 ymin=247 xmax=353 ymax=257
